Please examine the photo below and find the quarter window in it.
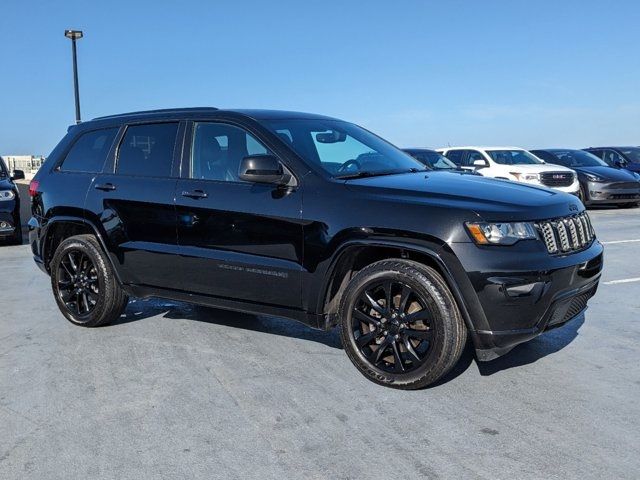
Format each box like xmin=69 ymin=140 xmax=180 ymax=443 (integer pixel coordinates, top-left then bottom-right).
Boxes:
xmin=61 ymin=128 xmax=118 ymax=173
xmin=116 ymin=123 xmax=179 ymax=177
xmin=191 ymin=122 xmax=270 ymax=182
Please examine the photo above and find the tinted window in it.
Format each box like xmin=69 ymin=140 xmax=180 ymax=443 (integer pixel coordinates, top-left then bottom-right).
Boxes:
xmin=587 ymin=149 xmax=604 ymax=160
xmin=0 ymin=157 xmax=7 ymax=177
xmin=191 ymin=122 xmax=269 ymax=182
xmin=61 ymin=128 xmax=118 ymax=173
xmin=465 ymin=150 xmax=485 ymax=166
xmin=531 ymin=150 xmax=561 ymax=164
xmin=601 ymin=149 xmax=626 ymax=166
xmin=117 ymin=123 xmax=179 ymax=177
xmin=444 ymin=150 xmax=464 ymax=165
xmin=408 ymin=151 xmax=457 ymax=170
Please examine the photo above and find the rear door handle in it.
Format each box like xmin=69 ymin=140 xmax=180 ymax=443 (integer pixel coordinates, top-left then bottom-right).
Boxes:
xmin=181 ymin=189 xmax=208 ymax=199
xmin=95 ymin=183 xmax=116 ymax=191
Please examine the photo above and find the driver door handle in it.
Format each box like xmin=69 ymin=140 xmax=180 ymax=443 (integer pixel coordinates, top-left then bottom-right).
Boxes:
xmin=181 ymin=189 xmax=208 ymax=199
xmin=95 ymin=183 xmax=116 ymax=191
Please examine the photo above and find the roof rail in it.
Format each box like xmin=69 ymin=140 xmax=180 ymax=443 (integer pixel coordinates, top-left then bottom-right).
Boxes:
xmin=92 ymin=107 xmax=218 ymax=121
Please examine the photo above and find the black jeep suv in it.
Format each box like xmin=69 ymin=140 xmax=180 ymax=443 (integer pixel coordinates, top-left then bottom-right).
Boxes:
xmin=29 ymin=108 xmax=603 ymax=389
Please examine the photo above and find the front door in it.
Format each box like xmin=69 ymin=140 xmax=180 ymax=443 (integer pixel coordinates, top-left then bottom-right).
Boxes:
xmin=175 ymin=121 xmax=304 ymax=308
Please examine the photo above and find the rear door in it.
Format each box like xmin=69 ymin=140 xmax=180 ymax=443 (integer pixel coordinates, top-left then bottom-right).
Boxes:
xmin=174 ymin=120 xmax=304 ymax=307
xmin=84 ymin=121 xmax=183 ymax=289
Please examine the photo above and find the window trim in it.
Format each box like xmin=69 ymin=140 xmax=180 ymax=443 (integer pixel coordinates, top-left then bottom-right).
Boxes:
xmin=54 ymin=126 xmax=120 ymax=174
xmin=182 ymin=119 xmax=299 ymax=187
xmin=113 ymin=120 xmax=182 ymax=179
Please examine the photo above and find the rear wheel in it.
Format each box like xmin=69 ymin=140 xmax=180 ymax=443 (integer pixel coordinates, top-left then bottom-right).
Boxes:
xmin=339 ymin=259 xmax=467 ymax=389
xmin=50 ymin=234 xmax=128 ymax=327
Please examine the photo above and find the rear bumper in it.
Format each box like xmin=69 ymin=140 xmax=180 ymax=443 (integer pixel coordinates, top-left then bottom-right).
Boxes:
xmin=449 ymin=240 xmax=603 ymax=361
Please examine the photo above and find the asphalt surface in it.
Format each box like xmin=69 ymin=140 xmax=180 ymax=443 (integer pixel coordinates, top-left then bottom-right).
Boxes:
xmin=1 ymin=208 xmax=639 ymax=479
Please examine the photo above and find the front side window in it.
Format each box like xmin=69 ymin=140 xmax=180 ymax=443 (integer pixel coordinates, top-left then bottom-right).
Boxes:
xmin=117 ymin=123 xmax=179 ymax=177
xmin=261 ymin=119 xmax=423 ymax=178
xmin=191 ymin=122 xmax=270 ymax=182
xmin=486 ymin=150 xmax=544 ymax=165
xmin=602 ymin=149 xmax=626 ymax=166
xmin=465 ymin=150 xmax=486 ymax=166
xmin=61 ymin=128 xmax=118 ymax=173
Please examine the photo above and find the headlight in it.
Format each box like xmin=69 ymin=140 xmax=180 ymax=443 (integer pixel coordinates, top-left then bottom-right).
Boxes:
xmin=510 ymin=172 xmax=540 ymax=182
xmin=584 ymin=173 xmax=605 ymax=182
xmin=466 ymin=222 xmax=538 ymax=245
xmin=0 ymin=190 xmax=15 ymax=201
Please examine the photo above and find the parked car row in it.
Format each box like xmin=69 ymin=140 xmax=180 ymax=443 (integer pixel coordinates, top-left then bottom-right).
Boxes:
xmin=0 ymin=156 xmax=25 ymax=245
xmin=404 ymin=146 xmax=640 ymax=208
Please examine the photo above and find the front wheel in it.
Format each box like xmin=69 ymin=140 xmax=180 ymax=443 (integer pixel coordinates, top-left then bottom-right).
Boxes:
xmin=50 ymin=234 xmax=128 ymax=327
xmin=339 ymin=259 xmax=467 ymax=389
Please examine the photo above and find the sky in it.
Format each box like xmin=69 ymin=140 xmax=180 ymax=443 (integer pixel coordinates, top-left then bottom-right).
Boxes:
xmin=1 ymin=0 xmax=639 ymax=156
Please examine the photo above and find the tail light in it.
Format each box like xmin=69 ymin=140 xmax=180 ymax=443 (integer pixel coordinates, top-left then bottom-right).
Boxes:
xmin=28 ymin=179 xmax=40 ymax=197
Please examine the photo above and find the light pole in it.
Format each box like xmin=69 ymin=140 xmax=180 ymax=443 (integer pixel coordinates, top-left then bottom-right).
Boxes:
xmin=64 ymin=29 xmax=83 ymax=124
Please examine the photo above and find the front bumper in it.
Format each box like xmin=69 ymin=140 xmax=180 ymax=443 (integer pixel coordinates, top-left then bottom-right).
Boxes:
xmin=585 ymin=181 xmax=640 ymax=204
xmin=0 ymin=208 xmax=18 ymax=237
xmin=448 ymin=239 xmax=603 ymax=361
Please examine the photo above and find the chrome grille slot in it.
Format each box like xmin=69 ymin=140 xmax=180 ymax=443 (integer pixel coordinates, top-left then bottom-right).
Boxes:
xmin=536 ymin=212 xmax=595 ymax=255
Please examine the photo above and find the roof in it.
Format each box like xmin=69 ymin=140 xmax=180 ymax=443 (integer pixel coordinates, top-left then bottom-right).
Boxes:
xmin=91 ymin=107 xmax=338 ymax=122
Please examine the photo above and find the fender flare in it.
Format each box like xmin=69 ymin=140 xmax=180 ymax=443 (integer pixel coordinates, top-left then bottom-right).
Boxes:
xmin=39 ymin=215 xmax=123 ymax=285
xmin=316 ymin=238 xmax=483 ymax=344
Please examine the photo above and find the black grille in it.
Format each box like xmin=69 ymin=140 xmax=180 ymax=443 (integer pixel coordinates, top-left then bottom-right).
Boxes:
xmin=540 ymin=171 xmax=575 ymax=187
xmin=536 ymin=212 xmax=595 ymax=255
xmin=611 ymin=193 xmax=640 ymax=200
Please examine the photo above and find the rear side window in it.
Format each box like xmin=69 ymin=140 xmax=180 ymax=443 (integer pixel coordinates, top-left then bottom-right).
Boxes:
xmin=116 ymin=123 xmax=179 ymax=177
xmin=61 ymin=128 xmax=118 ymax=173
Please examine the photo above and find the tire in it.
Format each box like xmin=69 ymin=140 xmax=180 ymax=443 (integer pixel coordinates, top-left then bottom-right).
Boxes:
xmin=50 ymin=234 xmax=128 ymax=327
xmin=578 ymin=185 xmax=588 ymax=205
xmin=339 ymin=259 xmax=467 ymax=389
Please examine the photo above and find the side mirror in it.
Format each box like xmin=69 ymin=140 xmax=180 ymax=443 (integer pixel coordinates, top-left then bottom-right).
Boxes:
xmin=238 ymin=154 xmax=286 ymax=184
xmin=11 ymin=170 xmax=25 ymax=181
xmin=472 ymin=159 xmax=488 ymax=168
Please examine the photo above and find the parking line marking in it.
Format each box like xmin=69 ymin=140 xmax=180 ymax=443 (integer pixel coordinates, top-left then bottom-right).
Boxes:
xmin=601 ymin=239 xmax=640 ymax=245
xmin=603 ymin=277 xmax=640 ymax=285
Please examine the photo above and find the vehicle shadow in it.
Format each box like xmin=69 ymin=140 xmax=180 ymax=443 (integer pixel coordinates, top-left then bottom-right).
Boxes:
xmin=475 ymin=313 xmax=585 ymax=376
xmin=111 ymin=297 xmax=343 ymax=350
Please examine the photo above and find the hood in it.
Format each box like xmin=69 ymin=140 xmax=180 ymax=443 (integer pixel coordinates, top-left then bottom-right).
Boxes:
xmin=507 ymin=163 xmax=573 ymax=173
xmin=575 ymin=165 xmax=639 ymax=181
xmin=0 ymin=177 xmax=15 ymax=190
xmin=624 ymin=162 xmax=640 ymax=173
xmin=345 ymin=172 xmax=582 ymax=222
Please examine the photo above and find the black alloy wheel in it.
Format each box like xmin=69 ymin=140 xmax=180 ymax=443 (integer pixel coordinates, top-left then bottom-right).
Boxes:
xmin=56 ymin=250 xmax=100 ymax=319
xmin=350 ymin=279 xmax=436 ymax=374
xmin=339 ymin=259 xmax=467 ymax=389
xmin=51 ymin=235 xmax=129 ymax=327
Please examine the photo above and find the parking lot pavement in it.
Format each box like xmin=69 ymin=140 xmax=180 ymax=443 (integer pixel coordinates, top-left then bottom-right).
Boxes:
xmin=1 ymin=210 xmax=639 ymax=480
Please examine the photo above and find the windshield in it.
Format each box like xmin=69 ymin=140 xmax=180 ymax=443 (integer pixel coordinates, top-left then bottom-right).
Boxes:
xmin=261 ymin=118 xmax=425 ymax=178
xmin=406 ymin=150 xmax=458 ymax=170
xmin=620 ymin=147 xmax=640 ymax=164
xmin=486 ymin=150 xmax=544 ymax=165
xmin=546 ymin=150 xmax=607 ymax=168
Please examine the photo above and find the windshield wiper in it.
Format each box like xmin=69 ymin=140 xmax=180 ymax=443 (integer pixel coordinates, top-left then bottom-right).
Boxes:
xmin=335 ymin=168 xmax=425 ymax=180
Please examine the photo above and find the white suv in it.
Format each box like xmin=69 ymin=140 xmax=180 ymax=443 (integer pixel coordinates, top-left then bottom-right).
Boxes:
xmin=437 ymin=146 xmax=580 ymax=195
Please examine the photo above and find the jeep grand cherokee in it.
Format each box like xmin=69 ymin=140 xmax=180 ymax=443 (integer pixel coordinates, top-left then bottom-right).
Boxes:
xmin=29 ymin=108 xmax=603 ymax=389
